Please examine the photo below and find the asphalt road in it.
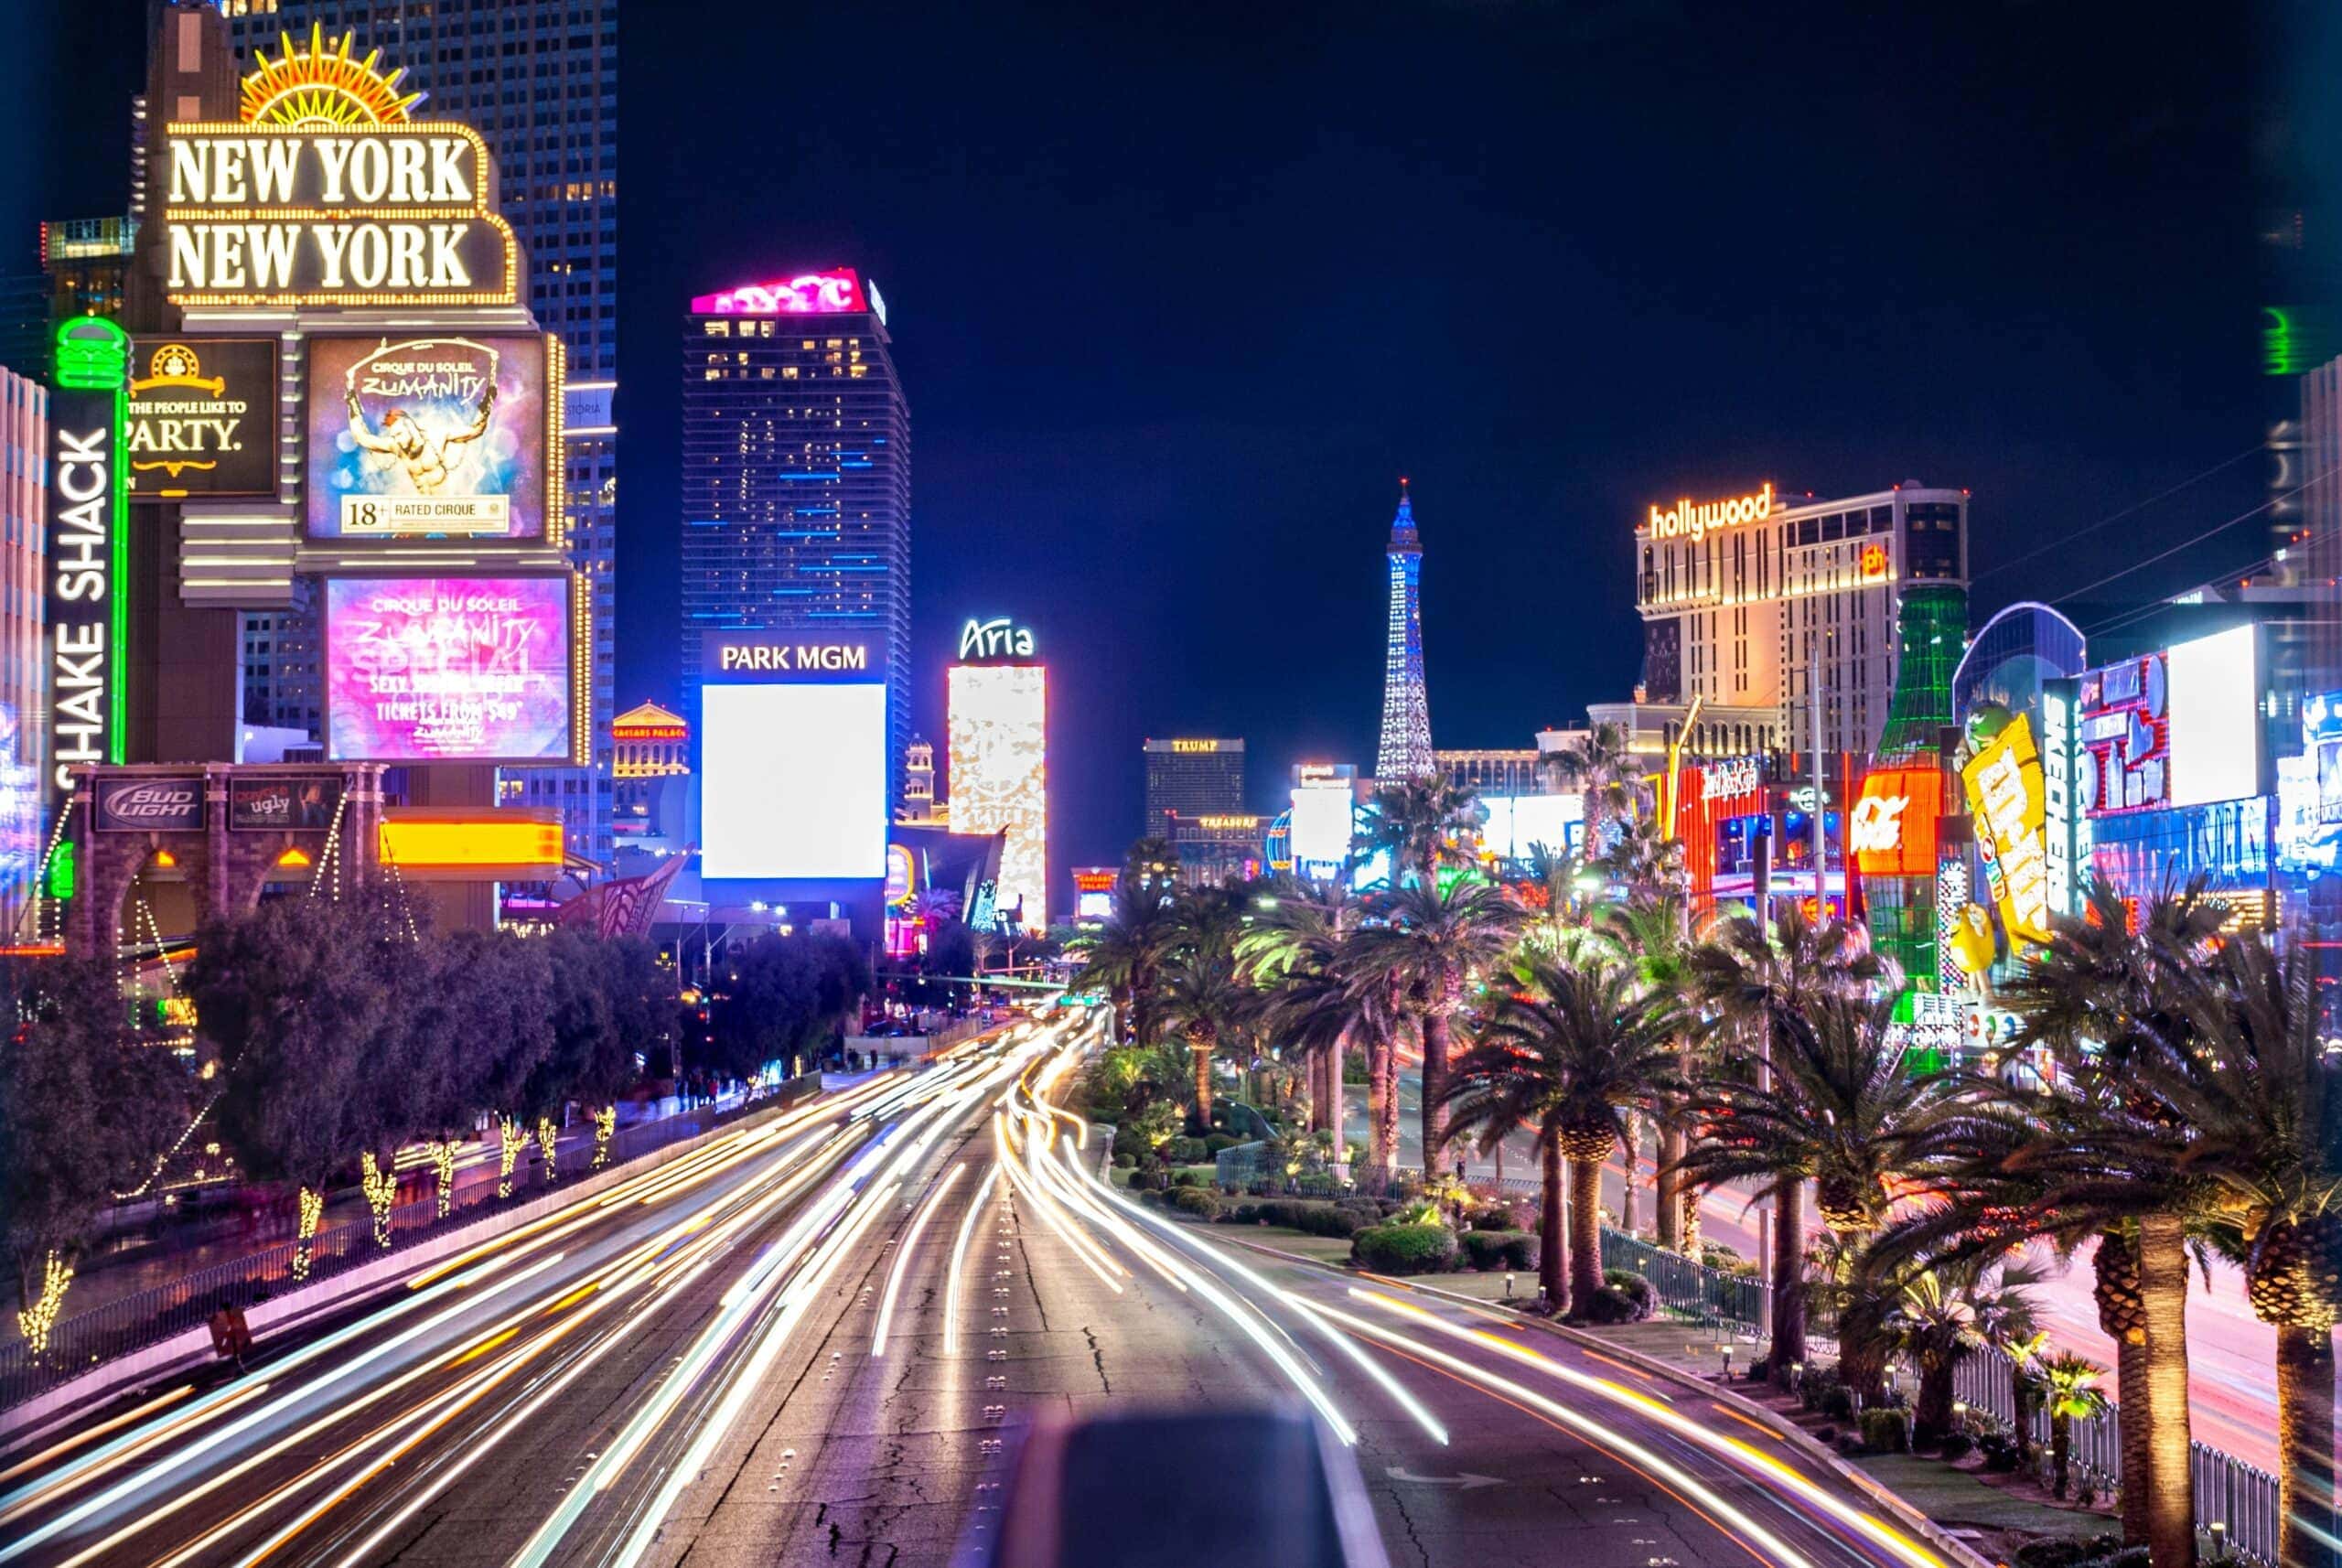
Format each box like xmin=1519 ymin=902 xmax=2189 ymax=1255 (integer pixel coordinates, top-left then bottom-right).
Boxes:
xmin=1 ymin=1017 xmax=1980 ymax=1568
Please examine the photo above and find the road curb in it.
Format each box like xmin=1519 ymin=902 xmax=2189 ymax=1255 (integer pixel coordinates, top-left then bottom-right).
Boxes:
xmin=1206 ymin=1227 xmax=1999 ymax=1568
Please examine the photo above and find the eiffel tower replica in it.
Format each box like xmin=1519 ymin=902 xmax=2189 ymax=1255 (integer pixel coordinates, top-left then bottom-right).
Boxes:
xmin=1375 ymin=479 xmax=1435 ymax=780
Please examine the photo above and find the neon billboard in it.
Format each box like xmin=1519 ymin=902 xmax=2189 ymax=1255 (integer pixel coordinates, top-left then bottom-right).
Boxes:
xmin=324 ymin=575 xmax=573 ymax=762
xmin=47 ymin=317 xmax=131 ymax=802
xmin=948 ymin=664 xmax=1047 ymax=930
xmin=306 ymin=335 xmax=546 ymax=539
xmin=1961 ymin=714 xmax=2050 ymax=948
xmin=690 ymin=269 xmax=867 ymax=316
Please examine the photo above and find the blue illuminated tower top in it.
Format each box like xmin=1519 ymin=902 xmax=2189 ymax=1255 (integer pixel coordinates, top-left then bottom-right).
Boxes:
xmin=1376 ymin=479 xmax=1434 ymax=780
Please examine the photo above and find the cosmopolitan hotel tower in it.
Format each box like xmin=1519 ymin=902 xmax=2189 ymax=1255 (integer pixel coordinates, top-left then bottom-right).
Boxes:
xmin=226 ymin=0 xmax=620 ymax=869
xmin=1627 ymin=480 xmax=1970 ymax=758
xmin=682 ymin=273 xmax=912 ymax=799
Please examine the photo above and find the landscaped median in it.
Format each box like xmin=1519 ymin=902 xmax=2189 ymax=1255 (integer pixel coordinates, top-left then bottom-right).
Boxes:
xmin=0 ymin=1082 xmax=827 ymax=1451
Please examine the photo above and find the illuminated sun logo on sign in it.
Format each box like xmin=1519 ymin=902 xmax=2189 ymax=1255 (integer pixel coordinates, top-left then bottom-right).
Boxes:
xmin=240 ymin=23 xmax=426 ymax=127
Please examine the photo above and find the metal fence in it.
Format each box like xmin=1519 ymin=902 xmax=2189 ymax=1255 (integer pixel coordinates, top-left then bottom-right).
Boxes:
xmin=1600 ymin=1227 xmax=1764 ymax=1327
xmin=0 ymin=1082 xmax=818 ymax=1412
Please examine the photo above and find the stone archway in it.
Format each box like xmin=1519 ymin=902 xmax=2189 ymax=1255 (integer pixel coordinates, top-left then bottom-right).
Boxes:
xmin=65 ymin=764 xmax=386 ymax=960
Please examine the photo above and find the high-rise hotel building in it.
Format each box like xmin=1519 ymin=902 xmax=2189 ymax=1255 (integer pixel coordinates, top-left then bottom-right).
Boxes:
xmin=681 ymin=272 xmax=911 ymax=796
xmin=1143 ymin=737 xmax=1246 ymax=839
xmin=226 ymin=0 xmax=620 ymax=868
xmin=1632 ymin=481 xmax=1970 ymax=757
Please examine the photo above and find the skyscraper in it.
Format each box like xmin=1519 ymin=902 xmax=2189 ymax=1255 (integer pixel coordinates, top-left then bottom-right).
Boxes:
xmin=681 ymin=273 xmax=911 ymax=794
xmin=223 ymin=0 xmax=619 ymax=869
xmin=1376 ymin=480 xmax=1434 ymax=780
xmin=1142 ymin=737 xmax=1244 ymax=839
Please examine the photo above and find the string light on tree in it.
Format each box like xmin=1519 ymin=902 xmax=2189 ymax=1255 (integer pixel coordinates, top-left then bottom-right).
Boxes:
xmin=16 ymin=1251 xmax=73 ymax=1360
xmin=360 ymin=1150 xmax=396 ymax=1248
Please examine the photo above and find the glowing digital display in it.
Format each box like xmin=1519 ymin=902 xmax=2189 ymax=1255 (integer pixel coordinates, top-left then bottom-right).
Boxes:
xmin=1289 ymin=782 xmax=1355 ymax=870
xmin=306 ymin=335 xmax=545 ymax=539
xmin=701 ymin=682 xmax=886 ymax=879
xmin=949 ymin=664 xmax=1047 ymax=930
xmin=1850 ymin=768 xmax=1941 ymax=876
xmin=690 ymin=269 xmax=867 ymax=316
xmin=2165 ymin=625 xmax=2262 ymax=809
xmin=2279 ymin=691 xmax=2342 ymax=872
xmin=1961 ymin=714 xmax=2049 ymax=948
xmin=324 ymin=576 xmax=572 ymax=762
xmin=379 ymin=812 xmax=563 ymax=878
xmin=1477 ymin=794 xmax=1584 ymax=864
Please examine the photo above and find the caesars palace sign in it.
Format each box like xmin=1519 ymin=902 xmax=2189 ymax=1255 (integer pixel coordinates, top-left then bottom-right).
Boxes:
xmin=163 ymin=126 xmax=516 ymax=306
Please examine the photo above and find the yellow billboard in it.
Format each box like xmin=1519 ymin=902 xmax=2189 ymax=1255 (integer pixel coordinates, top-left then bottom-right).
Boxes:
xmin=1961 ymin=714 xmax=2051 ymax=948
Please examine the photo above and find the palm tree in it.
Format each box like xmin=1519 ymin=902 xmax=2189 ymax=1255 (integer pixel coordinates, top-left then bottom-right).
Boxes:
xmin=1356 ymin=770 xmax=1479 ymax=887
xmin=1544 ymin=721 xmax=1640 ymax=854
xmin=1346 ymin=880 xmax=1522 ymax=1176
xmin=1240 ymin=877 xmax=1361 ymax=1158
xmin=1440 ymin=952 xmax=1678 ymax=1317
xmin=1154 ymin=956 xmax=1252 ymax=1132
xmin=1673 ymin=931 xmax=1907 ymax=1385
xmin=1887 ymin=1255 xmax=2045 ymax=1448
xmin=2038 ymin=1351 xmax=2111 ymax=1501
xmin=1601 ymin=895 xmax=1701 ymax=1250
xmin=1067 ymin=869 xmax=1175 ymax=1046
xmin=2138 ymin=933 xmax=2342 ymax=1568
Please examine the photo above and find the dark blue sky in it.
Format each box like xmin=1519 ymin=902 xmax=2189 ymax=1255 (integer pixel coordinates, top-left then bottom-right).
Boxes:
xmin=19 ymin=2 xmax=2282 ymax=883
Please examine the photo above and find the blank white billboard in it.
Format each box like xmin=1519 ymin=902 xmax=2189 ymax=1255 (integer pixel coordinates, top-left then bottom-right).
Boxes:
xmin=1289 ymin=783 xmax=1355 ymax=867
xmin=2165 ymin=625 xmax=2261 ymax=809
xmin=1479 ymin=794 xmax=1583 ymax=862
xmin=701 ymin=682 xmax=886 ymax=878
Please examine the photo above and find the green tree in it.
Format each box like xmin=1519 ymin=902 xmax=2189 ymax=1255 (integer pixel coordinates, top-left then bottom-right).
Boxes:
xmin=1068 ymin=869 xmax=1174 ymax=1046
xmin=2039 ymin=1351 xmax=2111 ymax=1501
xmin=1542 ymin=722 xmax=1640 ymax=854
xmin=1600 ymin=895 xmax=1701 ymax=1250
xmin=1440 ymin=951 xmax=1677 ymax=1316
xmin=0 ymin=961 xmax=188 ymax=1352
xmin=1240 ymin=877 xmax=1362 ymax=1162
xmin=1886 ymin=1255 xmax=2044 ymax=1447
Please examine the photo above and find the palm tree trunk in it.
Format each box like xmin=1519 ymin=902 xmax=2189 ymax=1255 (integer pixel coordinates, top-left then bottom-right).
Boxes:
xmin=1655 ymin=1116 xmax=1684 ymax=1251
xmin=2010 ymin=1365 xmax=2036 ymax=1467
xmin=1539 ymin=1135 xmax=1567 ymax=1313
xmin=2277 ymin=1323 xmax=2337 ymax=1568
xmin=1768 ymin=1177 xmax=1806 ymax=1384
xmin=1421 ymin=1009 xmax=1452 ymax=1178
xmin=2137 ymin=1212 xmax=2198 ymax=1568
xmin=1327 ymin=1033 xmax=1348 ymax=1169
xmin=1366 ymin=1033 xmax=1393 ymax=1188
xmin=1569 ymin=1155 xmax=1604 ymax=1316
xmin=1915 ymin=1357 xmax=1956 ymax=1448
xmin=2117 ymin=1336 xmax=2152 ymax=1547
xmin=1190 ymin=1039 xmax=1214 ymax=1132
xmin=2052 ymin=1411 xmax=2073 ymax=1500
xmin=1620 ymin=1112 xmax=1640 ymax=1236
xmin=1376 ymin=1041 xmax=1400 ymax=1187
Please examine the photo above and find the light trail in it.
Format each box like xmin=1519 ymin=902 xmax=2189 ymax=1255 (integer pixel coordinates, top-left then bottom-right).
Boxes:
xmin=871 ymin=1162 xmax=968 ymax=1355
xmin=941 ymin=1164 xmax=1004 ymax=1356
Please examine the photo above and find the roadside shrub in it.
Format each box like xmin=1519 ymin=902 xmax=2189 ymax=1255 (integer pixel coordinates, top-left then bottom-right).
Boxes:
xmin=1976 ymin=1433 xmax=2021 ymax=1474
xmin=1173 ymin=1187 xmax=1224 ymax=1219
xmin=1858 ymin=1407 xmax=1912 ymax=1455
xmin=2014 ymin=1541 xmax=2088 ymax=1568
xmin=2074 ymin=1549 xmax=2146 ymax=1568
xmin=1295 ymin=1206 xmax=1361 ymax=1240
xmin=1134 ymin=1188 xmax=1164 ymax=1208
xmin=1820 ymin=1385 xmax=1856 ymax=1422
xmin=1602 ymin=1269 xmax=1655 ymax=1320
xmin=1170 ymin=1168 xmax=1205 ymax=1188
xmin=1246 ymin=1179 xmax=1275 ymax=1197
xmin=1163 ymin=1136 xmax=1209 ymax=1165
xmin=1747 ymin=1357 xmax=1770 ymax=1382
xmin=1579 ymin=1284 xmax=1642 ymax=1324
xmin=1815 ymin=1425 xmax=1839 ymax=1445
xmin=1228 ymin=1203 xmax=1261 ymax=1225
xmin=1204 ymin=1133 xmax=1241 ymax=1155
xmin=1835 ymin=1434 xmax=1864 ymax=1456
xmin=1939 ymin=1432 xmax=1973 ymax=1461
xmin=1112 ymin=1148 xmax=1136 ymax=1168
xmin=1349 ymin=1223 xmax=1458 ymax=1275
xmin=1459 ymin=1230 xmax=1538 ymax=1270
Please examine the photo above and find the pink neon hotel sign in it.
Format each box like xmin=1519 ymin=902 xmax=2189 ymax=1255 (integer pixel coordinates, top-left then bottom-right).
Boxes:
xmin=690 ymin=269 xmax=866 ymax=316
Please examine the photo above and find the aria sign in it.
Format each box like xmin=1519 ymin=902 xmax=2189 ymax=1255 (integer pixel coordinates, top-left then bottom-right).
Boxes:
xmin=957 ymin=617 xmax=1037 ymax=661
xmin=162 ymin=125 xmax=516 ymax=306
xmin=1643 ymin=482 xmax=1776 ymax=544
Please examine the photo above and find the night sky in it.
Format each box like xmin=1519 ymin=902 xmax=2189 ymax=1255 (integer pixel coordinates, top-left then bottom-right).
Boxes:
xmin=17 ymin=2 xmax=2278 ymax=886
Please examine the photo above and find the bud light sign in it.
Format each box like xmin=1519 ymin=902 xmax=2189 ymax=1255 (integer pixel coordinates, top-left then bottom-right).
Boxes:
xmin=94 ymin=776 xmax=204 ymax=832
